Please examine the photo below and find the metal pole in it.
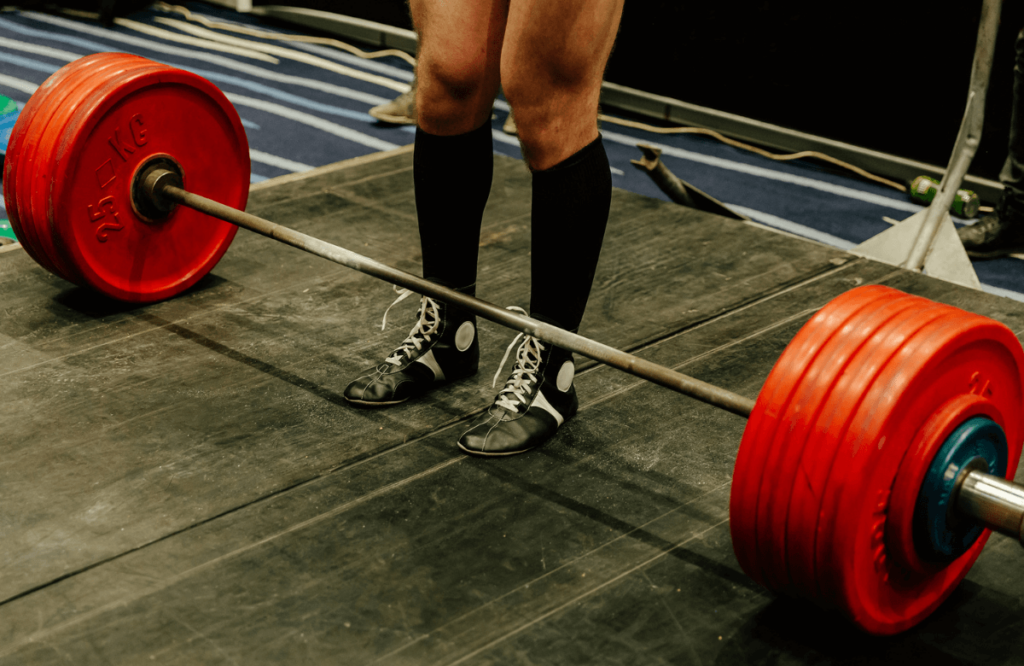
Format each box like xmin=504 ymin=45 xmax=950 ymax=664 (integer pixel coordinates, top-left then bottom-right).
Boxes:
xmin=904 ymin=0 xmax=1002 ymax=271
xmin=153 ymin=174 xmax=757 ymax=418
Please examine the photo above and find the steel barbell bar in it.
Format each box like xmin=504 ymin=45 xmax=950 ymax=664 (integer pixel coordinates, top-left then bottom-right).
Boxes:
xmin=138 ymin=162 xmax=756 ymax=418
xmin=137 ymin=161 xmax=1024 ymax=552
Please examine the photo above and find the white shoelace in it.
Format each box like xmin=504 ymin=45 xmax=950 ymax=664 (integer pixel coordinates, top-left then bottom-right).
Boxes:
xmin=492 ymin=307 xmax=546 ymax=412
xmin=379 ymin=286 xmax=441 ymax=366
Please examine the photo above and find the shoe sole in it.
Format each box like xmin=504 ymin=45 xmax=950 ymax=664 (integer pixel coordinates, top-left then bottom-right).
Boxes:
xmin=456 ymin=440 xmax=542 ymax=457
xmin=344 ymin=396 xmax=410 ymax=408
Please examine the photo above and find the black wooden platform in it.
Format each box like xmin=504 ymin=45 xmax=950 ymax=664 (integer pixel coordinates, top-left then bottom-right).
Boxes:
xmin=2 ymin=146 xmax=1023 ymax=664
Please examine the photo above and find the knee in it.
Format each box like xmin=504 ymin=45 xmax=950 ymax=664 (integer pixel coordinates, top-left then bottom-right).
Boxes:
xmin=502 ymin=63 xmax=600 ymax=166
xmin=501 ymin=48 xmax=601 ymax=133
xmin=418 ymin=50 xmax=494 ymax=106
xmin=416 ymin=50 xmax=499 ymax=132
xmin=502 ymin=54 xmax=593 ymax=108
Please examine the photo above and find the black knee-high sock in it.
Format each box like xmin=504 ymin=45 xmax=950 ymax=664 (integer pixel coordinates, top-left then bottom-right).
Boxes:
xmin=414 ymin=123 xmax=493 ymax=288
xmin=530 ymin=136 xmax=612 ymax=332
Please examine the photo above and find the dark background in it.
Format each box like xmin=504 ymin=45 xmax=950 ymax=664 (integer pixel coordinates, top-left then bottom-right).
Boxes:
xmin=255 ymin=0 xmax=1024 ymax=182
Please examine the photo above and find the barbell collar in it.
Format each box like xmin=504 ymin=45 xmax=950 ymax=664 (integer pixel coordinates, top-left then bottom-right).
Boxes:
xmin=146 ymin=171 xmax=757 ymax=418
xmin=955 ymin=468 xmax=1024 ymax=548
xmin=134 ymin=157 xmax=184 ymax=223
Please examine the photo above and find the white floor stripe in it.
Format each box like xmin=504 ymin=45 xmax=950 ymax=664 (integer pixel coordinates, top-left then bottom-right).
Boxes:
xmin=0 ymin=15 xmax=113 ymax=52
xmin=187 ymin=63 xmax=390 ymax=108
xmin=0 ymin=36 xmax=80 ymax=62
xmin=154 ymin=17 xmax=409 ymax=93
xmin=14 ymin=13 xmax=392 ymax=107
xmin=726 ymin=204 xmax=856 ymax=250
xmin=227 ymin=93 xmax=399 ymax=152
xmin=0 ymin=51 xmax=69 ymax=76
xmin=980 ymin=283 xmax=1024 ymax=303
xmin=185 ymin=66 xmax=382 ymax=124
xmin=600 ymin=129 xmax=923 ymax=214
xmin=249 ymin=149 xmax=312 ymax=172
xmin=492 ymin=129 xmax=521 ymax=148
xmin=0 ymin=73 xmax=37 ymax=95
xmin=115 ymin=17 xmax=280 ymax=63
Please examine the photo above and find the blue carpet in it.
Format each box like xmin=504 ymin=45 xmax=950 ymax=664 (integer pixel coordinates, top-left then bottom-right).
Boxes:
xmin=0 ymin=2 xmax=1020 ymax=300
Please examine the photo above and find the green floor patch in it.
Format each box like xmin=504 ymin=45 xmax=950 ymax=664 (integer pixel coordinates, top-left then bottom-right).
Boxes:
xmin=0 ymin=220 xmax=17 ymax=241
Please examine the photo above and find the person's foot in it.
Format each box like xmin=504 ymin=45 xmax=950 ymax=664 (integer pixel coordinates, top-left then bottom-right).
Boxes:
xmin=369 ymin=84 xmax=416 ymax=124
xmin=458 ymin=328 xmax=578 ymax=456
xmin=345 ymin=288 xmax=478 ymax=406
xmin=957 ymin=199 xmax=1024 ymax=259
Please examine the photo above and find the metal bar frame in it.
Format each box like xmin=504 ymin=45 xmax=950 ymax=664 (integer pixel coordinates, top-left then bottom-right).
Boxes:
xmin=905 ymin=0 xmax=1002 ymax=270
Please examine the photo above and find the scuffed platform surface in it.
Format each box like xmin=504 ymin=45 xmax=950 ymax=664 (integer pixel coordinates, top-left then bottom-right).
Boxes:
xmin=2 ymin=146 xmax=1023 ymax=664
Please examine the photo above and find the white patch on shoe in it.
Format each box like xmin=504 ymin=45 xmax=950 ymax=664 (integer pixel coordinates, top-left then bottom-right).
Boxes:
xmin=415 ymin=349 xmax=446 ymax=381
xmin=531 ymin=390 xmax=565 ymax=427
xmin=556 ymin=360 xmax=574 ymax=392
xmin=455 ymin=321 xmax=476 ymax=352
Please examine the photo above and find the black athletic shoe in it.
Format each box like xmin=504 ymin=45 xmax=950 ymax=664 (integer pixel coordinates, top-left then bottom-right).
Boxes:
xmin=344 ymin=288 xmax=479 ymax=406
xmin=458 ymin=331 xmax=578 ymax=456
xmin=958 ymin=199 xmax=1024 ymax=259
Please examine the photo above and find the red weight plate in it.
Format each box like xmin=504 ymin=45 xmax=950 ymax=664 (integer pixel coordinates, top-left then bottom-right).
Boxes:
xmin=20 ymin=55 xmax=154 ymax=282
xmin=3 ymin=55 xmax=87 ymax=266
xmin=750 ymin=291 xmax=903 ymax=594
xmin=48 ymin=64 xmax=249 ymax=302
xmin=737 ymin=285 xmax=1024 ymax=634
xmin=731 ymin=286 xmax=882 ymax=587
xmin=3 ymin=53 xmax=130 ymax=272
xmin=782 ymin=295 xmax=950 ymax=606
xmin=32 ymin=59 xmax=168 ymax=284
xmin=754 ymin=289 xmax=927 ymax=596
xmin=784 ymin=294 xmax=949 ymax=603
xmin=10 ymin=54 xmax=146 ymax=277
xmin=815 ymin=299 xmax=1024 ymax=634
xmin=730 ymin=285 xmax=893 ymax=587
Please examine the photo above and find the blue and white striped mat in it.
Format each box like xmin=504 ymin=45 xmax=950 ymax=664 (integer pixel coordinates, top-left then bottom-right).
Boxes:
xmin=1 ymin=2 xmax=1020 ymax=300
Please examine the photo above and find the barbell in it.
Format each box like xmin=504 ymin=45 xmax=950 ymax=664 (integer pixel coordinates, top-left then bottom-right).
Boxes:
xmin=4 ymin=54 xmax=1024 ymax=635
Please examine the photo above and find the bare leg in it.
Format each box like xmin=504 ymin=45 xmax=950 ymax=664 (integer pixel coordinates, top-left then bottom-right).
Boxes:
xmin=500 ymin=0 xmax=624 ymax=170
xmin=410 ymin=0 xmax=508 ymax=135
